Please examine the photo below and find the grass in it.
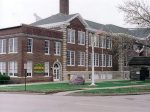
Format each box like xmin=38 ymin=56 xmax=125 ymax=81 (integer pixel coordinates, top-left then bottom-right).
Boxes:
xmin=76 ymin=86 xmax=150 ymax=95
xmin=0 ymin=80 xmax=150 ymax=93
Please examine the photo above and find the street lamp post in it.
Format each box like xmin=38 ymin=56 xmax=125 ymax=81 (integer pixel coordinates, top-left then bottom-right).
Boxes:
xmin=24 ymin=63 xmax=27 ymax=91
xmin=90 ymin=34 xmax=96 ymax=86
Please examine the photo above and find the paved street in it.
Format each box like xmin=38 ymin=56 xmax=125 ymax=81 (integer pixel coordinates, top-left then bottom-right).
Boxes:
xmin=0 ymin=93 xmax=150 ymax=112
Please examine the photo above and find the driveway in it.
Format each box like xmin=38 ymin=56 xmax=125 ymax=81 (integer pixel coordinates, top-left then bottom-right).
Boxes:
xmin=0 ymin=93 xmax=150 ymax=112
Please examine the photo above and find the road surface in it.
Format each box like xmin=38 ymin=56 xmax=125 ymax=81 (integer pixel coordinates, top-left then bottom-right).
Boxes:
xmin=0 ymin=93 xmax=150 ymax=112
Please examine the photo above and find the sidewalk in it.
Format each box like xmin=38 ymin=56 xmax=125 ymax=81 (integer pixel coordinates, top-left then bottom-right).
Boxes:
xmin=53 ymin=84 xmax=150 ymax=96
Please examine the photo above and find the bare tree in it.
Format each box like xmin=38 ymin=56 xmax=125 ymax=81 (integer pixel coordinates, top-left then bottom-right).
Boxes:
xmin=118 ymin=0 xmax=150 ymax=27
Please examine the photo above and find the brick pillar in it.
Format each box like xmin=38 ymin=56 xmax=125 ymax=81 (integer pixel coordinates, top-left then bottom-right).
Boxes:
xmin=62 ymin=25 xmax=67 ymax=80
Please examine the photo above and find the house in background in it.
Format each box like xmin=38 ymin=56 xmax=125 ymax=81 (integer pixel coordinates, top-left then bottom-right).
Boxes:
xmin=0 ymin=0 xmax=149 ymax=83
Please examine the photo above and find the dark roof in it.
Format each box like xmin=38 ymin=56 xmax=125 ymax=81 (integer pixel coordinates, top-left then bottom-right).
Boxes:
xmin=128 ymin=57 xmax=150 ymax=66
xmin=31 ymin=13 xmax=76 ymax=26
xmin=31 ymin=13 xmax=150 ymax=38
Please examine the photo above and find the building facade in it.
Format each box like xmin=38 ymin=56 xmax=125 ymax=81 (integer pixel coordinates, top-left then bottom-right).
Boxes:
xmin=0 ymin=0 xmax=149 ymax=83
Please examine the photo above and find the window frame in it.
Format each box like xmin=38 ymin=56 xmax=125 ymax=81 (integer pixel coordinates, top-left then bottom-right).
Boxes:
xmin=8 ymin=38 xmax=18 ymax=53
xmin=78 ymin=31 xmax=85 ymax=45
xmin=0 ymin=39 xmax=6 ymax=54
xmin=27 ymin=38 xmax=33 ymax=53
xmin=54 ymin=41 xmax=61 ymax=56
xmin=67 ymin=29 xmax=75 ymax=44
xmin=67 ymin=50 xmax=75 ymax=66
xmin=44 ymin=40 xmax=50 ymax=55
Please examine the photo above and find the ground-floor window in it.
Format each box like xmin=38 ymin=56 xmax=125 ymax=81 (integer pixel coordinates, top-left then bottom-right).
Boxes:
xmin=78 ymin=51 xmax=85 ymax=66
xmin=8 ymin=61 xmax=18 ymax=77
xmin=44 ymin=62 xmax=49 ymax=76
xmin=106 ymin=55 xmax=112 ymax=67
xmin=67 ymin=50 xmax=75 ymax=66
xmin=0 ymin=62 xmax=6 ymax=75
xmin=27 ymin=61 xmax=32 ymax=77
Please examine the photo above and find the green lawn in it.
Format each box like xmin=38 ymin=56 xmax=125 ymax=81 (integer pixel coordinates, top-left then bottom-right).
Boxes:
xmin=76 ymin=86 xmax=150 ymax=95
xmin=0 ymin=80 xmax=150 ymax=93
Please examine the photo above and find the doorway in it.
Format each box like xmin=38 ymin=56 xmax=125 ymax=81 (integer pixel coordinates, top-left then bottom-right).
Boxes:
xmin=53 ymin=63 xmax=61 ymax=81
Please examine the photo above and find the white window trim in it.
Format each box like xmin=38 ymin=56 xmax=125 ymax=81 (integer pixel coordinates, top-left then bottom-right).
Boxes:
xmin=54 ymin=42 xmax=61 ymax=56
xmin=0 ymin=62 xmax=6 ymax=74
xmin=78 ymin=31 xmax=85 ymax=45
xmin=27 ymin=38 xmax=33 ymax=53
xmin=67 ymin=29 xmax=75 ymax=44
xmin=67 ymin=50 xmax=75 ymax=66
xmin=8 ymin=38 xmax=18 ymax=54
xmin=8 ymin=61 xmax=18 ymax=77
xmin=44 ymin=40 xmax=50 ymax=55
xmin=94 ymin=53 xmax=99 ymax=67
xmin=78 ymin=52 xmax=85 ymax=66
xmin=44 ymin=62 xmax=49 ymax=77
xmin=102 ymin=54 xmax=106 ymax=67
xmin=26 ymin=61 xmax=32 ymax=77
xmin=0 ymin=39 xmax=6 ymax=54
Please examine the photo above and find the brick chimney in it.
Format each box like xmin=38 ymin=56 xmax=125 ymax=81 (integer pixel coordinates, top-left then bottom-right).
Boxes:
xmin=60 ymin=0 xmax=69 ymax=15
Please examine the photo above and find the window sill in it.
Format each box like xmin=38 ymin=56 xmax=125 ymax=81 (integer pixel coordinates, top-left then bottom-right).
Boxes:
xmin=8 ymin=52 xmax=18 ymax=54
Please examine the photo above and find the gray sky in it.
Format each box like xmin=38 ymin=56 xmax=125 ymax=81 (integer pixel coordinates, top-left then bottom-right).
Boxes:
xmin=0 ymin=0 xmax=145 ymax=29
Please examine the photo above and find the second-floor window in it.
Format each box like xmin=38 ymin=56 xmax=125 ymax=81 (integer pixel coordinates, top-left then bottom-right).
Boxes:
xmin=100 ymin=36 xmax=106 ymax=48
xmin=9 ymin=38 xmax=18 ymax=53
xmin=54 ymin=42 xmax=61 ymax=56
xmin=27 ymin=38 xmax=33 ymax=53
xmin=106 ymin=38 xmax=112 ymax=49
xmin=78 ymin=31 xmax=85 ymax=45
xmin=44 ymin=40 xmax=50 ymax=54
xmin=67 ymin=29 xmax=75 ymax=44
xmin=0 ymin=39 xmax=6 ymax=54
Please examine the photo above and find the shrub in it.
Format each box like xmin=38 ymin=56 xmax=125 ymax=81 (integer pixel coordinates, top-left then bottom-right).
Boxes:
xmin=0 ymin=73 xmax=10 ymax=84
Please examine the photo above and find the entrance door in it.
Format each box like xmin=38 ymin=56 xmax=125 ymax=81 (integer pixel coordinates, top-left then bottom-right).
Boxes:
xmin=53 ymin=63 xmax=61 ymax=81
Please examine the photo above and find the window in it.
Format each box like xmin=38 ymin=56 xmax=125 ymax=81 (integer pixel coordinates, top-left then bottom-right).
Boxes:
xmin=27 ymin=61 xmax=32 ymax=77
xmin=106 ymin=55 xmax=112 ymax=67
xmin=9 ymin=38 xmax=18 ymax=53
xmin=67 ymin=50 xmax=75 ymax=66
xmin=88 ymin=33 xmax=92 ymax=46
xmin=100 ymin=54 xmax=106 ymax=67
xmin=0 ymin=39 xmax=6 ymax=54
xmin=100 ymin=36 xmax=106 ymax=48
xmin=8 ymin=61 xmax=18 ymax=77
xmin=44 ymin=40 xmax=50 ymax=54
xmin=106 ymin=38 xmax=112 ymax=49
xmin=78 ymin=31 xmax=85 ymax=45
xmin=94 ymin=36 xmax=99 ymax=47
xmin=54 ymin=42 xmax=61 ymax=56
xmin=94 ymin=53 xmax=99 ymax=67
xmin=44 ymin=62 xmax=49 ymax=76
xmin=67 ymin=29 xmax=75 ymax=44
xmin=27 ymin=38 xmax=33 ymax=53
xmin=0 ymin=62 xmax=6 ymax=74
xmin=103 ymin=54 xmax=106 ymax=67
xmin=78 ymin=52 xmax=85 ymax=66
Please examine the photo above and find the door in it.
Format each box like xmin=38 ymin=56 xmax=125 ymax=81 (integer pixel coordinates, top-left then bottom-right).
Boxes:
xmin=53 ymin=63 xmax=61 ymax=81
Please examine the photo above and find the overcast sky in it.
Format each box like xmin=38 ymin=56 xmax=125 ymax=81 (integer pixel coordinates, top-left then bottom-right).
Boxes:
xmin=0 ymin=0 xmax=148 ymax=29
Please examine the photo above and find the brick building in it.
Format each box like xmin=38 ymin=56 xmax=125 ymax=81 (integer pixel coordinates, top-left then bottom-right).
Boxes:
xmin=0 ymin=0 xmax=149 ymax=83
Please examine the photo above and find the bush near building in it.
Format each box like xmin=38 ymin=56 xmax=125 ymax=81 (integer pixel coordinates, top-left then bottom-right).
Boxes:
xmin=0 ymin=73 xmax=10 ymax=84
